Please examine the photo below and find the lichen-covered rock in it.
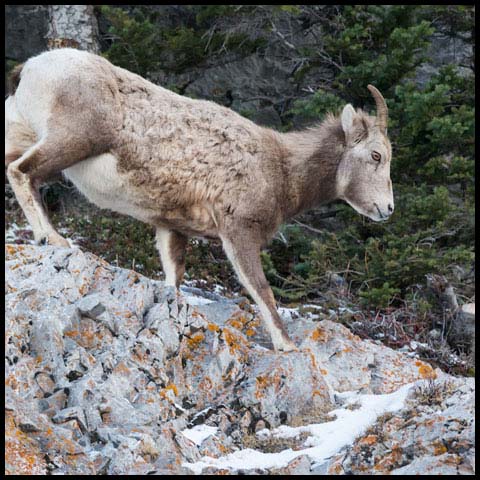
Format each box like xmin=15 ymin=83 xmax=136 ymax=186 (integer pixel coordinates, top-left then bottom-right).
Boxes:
xmin=324 ymin=373 xmax=475 ymax=475
xmin=5 ymin=245 xmax=475 ymax=475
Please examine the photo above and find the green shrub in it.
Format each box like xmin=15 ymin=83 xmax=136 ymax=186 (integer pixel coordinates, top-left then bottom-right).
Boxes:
xmin=100 ymin=5 xmax=267 ymax=77
xmin=100 ymin=6 xmax=162 ymax=77
xmin=277 ymin=4 xmax=474 ymax=306
xmin=359 ymin=282 xmax=400 ymax=309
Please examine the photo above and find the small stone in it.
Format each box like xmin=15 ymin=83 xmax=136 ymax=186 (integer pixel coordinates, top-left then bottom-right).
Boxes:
xmin=76 ymin=294 xmax=106 ymax=319
xmin=428 ymin=329 xmax=442 ymax=340
xmin=52 ymin=406 xmax=87 ymax=432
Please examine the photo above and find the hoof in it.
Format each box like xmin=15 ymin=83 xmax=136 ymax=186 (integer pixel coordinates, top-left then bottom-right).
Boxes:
xmin=42 ymin=232 xmax=71 ymax=247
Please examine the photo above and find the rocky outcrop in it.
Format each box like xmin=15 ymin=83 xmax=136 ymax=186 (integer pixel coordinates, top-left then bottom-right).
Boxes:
xmin=5 ymin=5 xmax=49 ymax=62
xmin=323 ymin=372 xmax=475 ymax=475
xmin=5 ymin=245 xmax=475 ymax=475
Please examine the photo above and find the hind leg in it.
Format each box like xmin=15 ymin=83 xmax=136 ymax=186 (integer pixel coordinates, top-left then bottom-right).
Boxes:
xmin=155 ymin=228 xmax=188 ymax=287
xmin=7 ymin=141 xmax=67 ymax=245
xmin=6 ymin=133 xmax=98 ymax=246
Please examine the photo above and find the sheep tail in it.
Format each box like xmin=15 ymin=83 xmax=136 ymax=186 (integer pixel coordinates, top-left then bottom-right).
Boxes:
xmin=7 ymin=62 xmax=24 ymax=96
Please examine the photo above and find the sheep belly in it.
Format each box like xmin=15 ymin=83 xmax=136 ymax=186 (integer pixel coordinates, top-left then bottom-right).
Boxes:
xmin=63 ymin=153 xmax=155 ymax=223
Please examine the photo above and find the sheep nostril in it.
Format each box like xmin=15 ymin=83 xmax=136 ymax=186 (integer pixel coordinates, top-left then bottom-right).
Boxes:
xmin=388 ymin=203 xmax=394 ymax=214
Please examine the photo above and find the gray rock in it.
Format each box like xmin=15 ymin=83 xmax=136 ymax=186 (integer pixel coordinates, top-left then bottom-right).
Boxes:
xmin=390 ymin=455 xmax=466 ymax=475
xmin=5 ymin=5 xmax=49 ymax=63
xmin=239 ymin=349 xmax=333 ymax=427
xmin=273 ymin=454 xmax=312 ymax=475
xmin=52 ymin=406 xmax=87 ymax=432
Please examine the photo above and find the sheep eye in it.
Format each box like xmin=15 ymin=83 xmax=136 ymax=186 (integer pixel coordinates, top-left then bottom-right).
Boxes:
xmin=371 ymin=151 xmax=381 ymax=162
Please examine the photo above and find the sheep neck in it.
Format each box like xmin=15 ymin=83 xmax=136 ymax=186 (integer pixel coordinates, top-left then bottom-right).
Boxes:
xmin=280 ymin=116 xmax=345 ymax=219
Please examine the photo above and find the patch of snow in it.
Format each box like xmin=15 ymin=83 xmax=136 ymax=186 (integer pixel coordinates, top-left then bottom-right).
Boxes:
xmin=183 ymin=382 xmax=414 ymax=474
xmin=278 ymin=307 xmax=302 ymax=321
xmin=338 ymin=307 xmax=356 ymax=314
xmin=406 ymin=351 xmax=420 ymax=358
xmin=255 ymin=428 xmax=271 ymax=438
xmin=213 ymin=284 xmax=226 ymax=295
xmin=184 ymin=295 xmax=214 ymax=306
xmin=409 ymin=340 xmax=428 ymax=350
xmin=181 ymin=424 xmax=218 ymax=446
xmin=174 ymin=403 xmax=187 ymax=414
xmin=278 ymin=305 xmax=323 ymax=321
xmin=303 ymin=304 xmax=323 ymax=310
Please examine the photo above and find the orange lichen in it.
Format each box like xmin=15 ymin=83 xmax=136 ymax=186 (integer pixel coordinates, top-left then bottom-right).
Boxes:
xmin=255 ymin=374 xmax=278 ymax=399
xmin=127 ymin=272 xmax=140 ymax=287
xmin=256 ymin=375 xmax=268 ymax=388
xmin=432 ymin=441 xmax=448 ymax=456
xmin=160 ymin=383 xmax=179 ymax=401
xmin=415 ymin=361 xmax=437 ymax=380
xmin=6 ymin=244 xmax=25 ymax=256
xmin=113 ymin=361 xmax=130 ymax=375
xmin=327 ymin=461 xmax=344 ymax=475
xmin=310 ymin=327 xmax=327 ymax=342
xmin=222 ymin=329 xmax=246 ymax=354
xmin=78 ymin=283 xmax=89 ymax=296
xmin=5 ymin=413 xmax=47 ymax=475
xmin=166 ymin=384 xmax=178 ymax=395
xmin=6 ymin=374 xmax=19 ymax=389
xmin=227 ymin=314 xmax=257 ymax=336
xmin=187 ymin=332 xmax=205 ymax=350
xmin=359 ymin=434 xmax=378 ymax=446
xmin=64 ymin=329 xmax=79 ymax=338
xmin=199 ymin=376 xmax=213 ymax=392
xmin=444 ymin=454 xmax=462 ymax=465
xmin=374 ymin=443 xmax=403 ymax=471
xmin=228 ymin=319 xmax=243 ymax=330
xmin=207 ymin=323 xmax=220 ymax=332
xmin=74 ymin=321 xmax=106 ymax=350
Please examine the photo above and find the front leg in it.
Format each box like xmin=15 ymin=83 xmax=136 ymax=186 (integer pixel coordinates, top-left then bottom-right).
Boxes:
xmin=155 ymin=228 xmax=188 ymax=287
xmin=220 ymin=234 xmax=297 ymax=352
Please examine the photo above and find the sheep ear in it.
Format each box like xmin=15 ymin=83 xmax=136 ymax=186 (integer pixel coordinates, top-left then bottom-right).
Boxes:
xmin=341 ymin=104 xmax=356 ymax=134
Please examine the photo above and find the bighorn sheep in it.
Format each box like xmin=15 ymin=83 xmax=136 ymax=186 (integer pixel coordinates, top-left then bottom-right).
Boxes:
xmin=5 ymin=48 xmax=394 ymax=351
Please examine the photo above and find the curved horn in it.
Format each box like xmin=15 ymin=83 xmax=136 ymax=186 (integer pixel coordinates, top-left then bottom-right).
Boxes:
xmin=367 ymin=84 xmax=388 ymax=132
